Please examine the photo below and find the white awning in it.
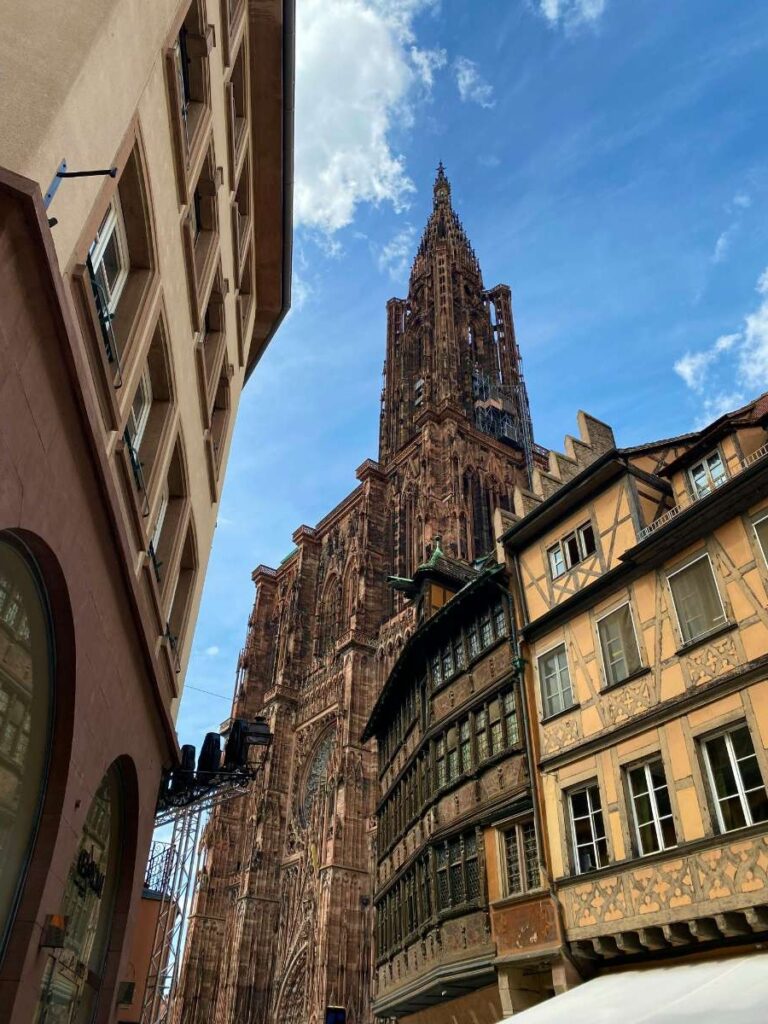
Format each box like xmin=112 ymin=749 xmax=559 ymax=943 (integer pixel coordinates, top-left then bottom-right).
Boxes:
xmin=501 ymin=953 xmax=768 ymax=1023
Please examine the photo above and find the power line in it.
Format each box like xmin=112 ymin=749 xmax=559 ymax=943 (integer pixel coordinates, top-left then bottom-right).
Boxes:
xmin=185 ymin=684 xmax=232 ymax=702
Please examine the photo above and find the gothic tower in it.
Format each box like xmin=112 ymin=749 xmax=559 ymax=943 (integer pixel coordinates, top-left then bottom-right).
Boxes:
xmin=176 ymin=167 xmax=542 ymax=1024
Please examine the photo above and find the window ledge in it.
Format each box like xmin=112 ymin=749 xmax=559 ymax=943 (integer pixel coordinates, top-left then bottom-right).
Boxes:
xmin=541 ymin=702 xmax=580 ymax=725
xmin=676 ymin=620 xmax=737 ymax=657
xmin=490 ymin=887 xmax=547 ymax=911
xmin=601 ymin=666 xmax=652 ymax=694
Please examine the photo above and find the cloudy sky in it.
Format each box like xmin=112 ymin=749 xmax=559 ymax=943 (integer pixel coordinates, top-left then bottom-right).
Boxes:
xmin=177 ymin=0 xmax=768 ymax=746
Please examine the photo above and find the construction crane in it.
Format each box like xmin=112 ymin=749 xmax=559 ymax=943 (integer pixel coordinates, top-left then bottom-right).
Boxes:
xmin=139 ymin=717 xmax=271 ymax=1024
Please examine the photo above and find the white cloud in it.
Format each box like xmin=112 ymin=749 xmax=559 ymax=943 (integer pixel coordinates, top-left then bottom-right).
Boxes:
xmin=712 ymin=228 xmax=734 ymax=264
xmin=711 ymin=192 xmax=751 ymax=264
xmin=410 ymin=46 xmax=447 ymax=88
xmin=537 ymin=0 xmax=607 ymax=28
xmin=204 ymin=646 xmax=220 ymax=657
xmin=376 ymin=224 xmax=417 ymax=281
xmin=294 ymin=0 xmax=441 ymax=234
xmin=454 ymin=57 xmax=495 ymax=108
xmin=674 ymin=268 xmax=768 ymax=422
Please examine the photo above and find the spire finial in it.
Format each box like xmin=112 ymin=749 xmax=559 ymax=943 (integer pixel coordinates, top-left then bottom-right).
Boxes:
xmin=433 ymin=161 xmax=451 ymax=207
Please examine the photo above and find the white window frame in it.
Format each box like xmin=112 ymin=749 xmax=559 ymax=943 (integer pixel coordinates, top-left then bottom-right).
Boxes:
xmin=89 ymin=196 xmax=130 ymax=314
xmin=626 ymin=758 xmax=676 ymax=856
xmin=548 ymin=543 xmax=566 ymax=579
xmin=702 ymin=725 xmax=768 ymax=833
xmin=537 ymin=642 xmax=574 ymax=719
xmin=568 ymin=783 xmax=608 ymax=875
xmin=150 ymin=486 xmax=169 ymax=554
xmin=595 ymin=601 xmax=642 ymax=687
xmin=127 ymin=365 xmax=153 ymax=452
xmin=688 ymin=448 xmax=728 ymax=499
xmin=666 ymin=552 xmax=727 ymax=646
xmin=752 ymin=512 xmax=768 ymax=569
xmin=548 ymin=520 xmax=597 ymax=579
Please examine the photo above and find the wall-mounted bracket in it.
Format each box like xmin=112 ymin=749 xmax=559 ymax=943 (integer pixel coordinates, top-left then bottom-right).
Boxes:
xmin=44 ymin=159 xmax=119 ymax=210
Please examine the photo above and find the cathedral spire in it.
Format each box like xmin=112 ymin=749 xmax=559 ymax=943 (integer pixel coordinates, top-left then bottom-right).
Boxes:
xmin=380 ymin=169 xmax=535 ymax=474
xmin=433 ymin=161 xmax=451 ymax=207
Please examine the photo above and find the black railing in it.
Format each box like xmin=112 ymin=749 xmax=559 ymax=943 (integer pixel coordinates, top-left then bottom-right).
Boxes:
xmin=166 ymin=622 xmax=181 ymax=674
xmin=123 ymin=429 xmax=150 ymax=517
xmin=86 ymin=255 xmax=123 ymax=387
xmin=148 ymin=541 xmax=163 ymax=584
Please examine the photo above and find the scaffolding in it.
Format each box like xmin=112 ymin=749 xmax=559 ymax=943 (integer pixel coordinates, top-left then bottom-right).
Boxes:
xmin=139 ymin=721 xmax=271 ymax=1024
xmin=472 ymin=365 xmax=536 ymax=482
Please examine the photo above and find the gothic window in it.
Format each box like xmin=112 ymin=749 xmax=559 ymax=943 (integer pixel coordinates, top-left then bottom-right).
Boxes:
xmin=317 ymin=575 xmax=342 ymax=654
xmin=300 ymin=731 xmax=335 ymax=827
xmin=276 ymin=949 xmax=308 ymax=1024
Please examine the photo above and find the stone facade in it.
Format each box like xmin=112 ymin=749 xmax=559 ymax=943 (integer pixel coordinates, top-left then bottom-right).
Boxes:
xmin=176 ymin=167 xmax=542 ymax=1023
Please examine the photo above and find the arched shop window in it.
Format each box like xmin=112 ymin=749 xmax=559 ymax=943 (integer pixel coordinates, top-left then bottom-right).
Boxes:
xmin=34 ymin=764 xmax=124 ymax=1023
xmin=0 ymin=535 xmax=54 ymax=953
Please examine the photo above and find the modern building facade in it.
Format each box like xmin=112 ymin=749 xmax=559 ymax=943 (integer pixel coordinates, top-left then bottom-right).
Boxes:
xmin=175 ymin=166 xmax=545 ymax=1023
xmin=496 ymin=393 xmax=768 ymax=1007
xmin=0 ymin=0 xmax=293 ymax=1019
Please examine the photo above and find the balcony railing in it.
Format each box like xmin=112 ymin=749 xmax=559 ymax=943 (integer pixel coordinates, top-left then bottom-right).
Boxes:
xmin=124 ymin=429 xmax=150 ymax=518
xmin=87 ymin=255 xmax=123 ymax=387
xmin=639 ymin=444 xmax=768 ymax=541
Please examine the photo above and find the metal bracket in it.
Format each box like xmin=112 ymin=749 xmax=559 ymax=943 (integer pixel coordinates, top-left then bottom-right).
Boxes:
xmin=44 ymin=159 xmax=118 ymax=210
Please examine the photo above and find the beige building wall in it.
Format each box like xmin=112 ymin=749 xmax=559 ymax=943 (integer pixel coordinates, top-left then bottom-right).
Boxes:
xmin=0 ymin=0 xmax=287 ymax=699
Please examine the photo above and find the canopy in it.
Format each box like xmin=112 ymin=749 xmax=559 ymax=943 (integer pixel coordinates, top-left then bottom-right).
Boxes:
xmin=501 ymin=954 xmax=768 ymax=1024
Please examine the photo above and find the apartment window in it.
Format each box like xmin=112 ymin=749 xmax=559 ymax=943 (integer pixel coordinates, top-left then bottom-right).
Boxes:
xmin=569 ymin=784 xmax=608 ymax=873
xmin=168 ymin=0 xmax=211 ymax=169
xmin=227 ymin=37 xmax=249 ymax=170
xmin=154 ymin=439 xmax=188 ymax=600
xmin=467 ymin=623 xmax=480 ymax=659
xmin=689 ymin=450 xmax=727 ymax=498
xmin=430 ymin=654 xmax=441 ymax=687
xmin=436 ymin=833 xmax=479 ymax=910
xmin=122 ymin=323 xmax=174 ymax=498
xmin=459 ymin=720 xmax=472 ymax=773
xmin=493 ymin=601 xmax=508 ymax=638
xmin=209 ymin=371 xmax=231 ymax=474
xmin=480 ymin=612 xmax=493 ymax=648
xmin=436 ymin=736 xmax=447 ymax=788
xmin=232 ymin=158 xmax=252 ymax=269
xmin=149 ymin=485 xmax=169 ymax=582
xmin=441 ymin=645 xmax=454 ymax=680
xmin=502 ymin=819 xmax=539 ymax=895
xmin=627 ymin=759 xmax=676 ymax=855
xmin=125 ymin=367 xmax=152 ymax=452
xmin=548 ymin=522 xmax=596 ymax=579
xmin=89 ymin=198 xmax=130 ymax=315
xmin=597 ymin=603 xmax=641 ymax=686
xmin=702 ymin=725 xmax=768 ymax=832
xmin=447 ymin=726 xmax=459 ymax=782
xmin=548 ymin=543 xmax=566 ymax=579
xmin=503 ymin=690 xmax=519 ymax=746
xmin=539 ymin=644 xmax=574 ymax=718
xmin=753 ymin=514 xmax=768 ymax=567
xmin=167 ymin=518 xmax=197 ymax=664
xmin=489 ymin=697 xmax=503 ymax=755
xmin=668 ymin=555 xmax=726 ymax=644
xmin=475 ymin=708 xmax=489 ymax=762
xmin=453 ymin=636 xmax=466 ymax=671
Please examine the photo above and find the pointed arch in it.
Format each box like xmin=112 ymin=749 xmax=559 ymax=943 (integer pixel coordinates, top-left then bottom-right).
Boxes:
xmin=316 ymin=572 xmax=341 ymax=655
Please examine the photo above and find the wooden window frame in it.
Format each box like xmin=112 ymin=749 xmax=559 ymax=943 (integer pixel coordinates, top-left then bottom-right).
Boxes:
xmin=568 ymin=781 xmax=609 ymax=875
xmin=595 ymin=600 xmax=643 ymax=687
xmin=701 ymin=723 xmax=768 ymax=834
xmin=538 ymin=641 xmax=574 ymax=719
xmin=688 ymin=447 xmax=728 ymax=499
xmin=181 ymin=138 xmax=222 ymax=331
xmin=165 ymin=0 xmax=215 ymax=204
xmin=70 ymin=128 xmax=159 ymax=432
xmin=666 ymin=552 xmax=727 ymax=646
xmin=626 ymin=756 xmax=677 ymax=856
xmin=499 ymin=817 xmax=540 ymax=897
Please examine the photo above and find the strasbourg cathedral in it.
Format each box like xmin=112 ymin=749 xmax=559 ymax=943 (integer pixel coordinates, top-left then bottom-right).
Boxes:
xmin=177 ymin=166 xmax=548 ymax=1023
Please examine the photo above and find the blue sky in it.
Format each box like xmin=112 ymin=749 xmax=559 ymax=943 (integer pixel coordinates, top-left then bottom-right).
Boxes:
xmin=176 ymin=0 xmax=768 ymax=747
